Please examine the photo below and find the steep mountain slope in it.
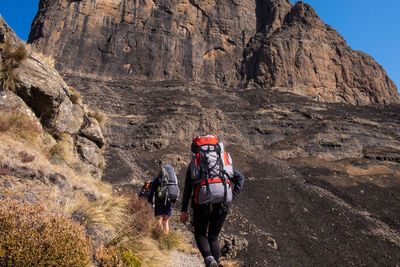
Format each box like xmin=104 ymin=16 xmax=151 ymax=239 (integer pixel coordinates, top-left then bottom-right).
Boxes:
xmin=24 ymin=0 xmax=400 ymax=266
xmin=53 ymin=72 xmax=400 ymax=266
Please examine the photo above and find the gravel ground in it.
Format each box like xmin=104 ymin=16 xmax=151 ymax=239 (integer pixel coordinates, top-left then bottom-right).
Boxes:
xmin=166 ymin=251 xmax=204 ymax=267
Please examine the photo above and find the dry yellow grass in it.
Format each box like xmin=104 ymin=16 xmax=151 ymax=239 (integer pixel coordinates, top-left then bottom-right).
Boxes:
xmin=0 ymin=109 xmax=42 ymax=143
xmin=89 ymin=108 xmax=108 ymax=126
xmin=346 ymin=164 xmax=399 ymax=177
xmin=0 ymin=133 xmax=169 ymax=265
xmin=0 ymin=109 xmax=195 ymax=266
xmin=220 ymin=259 xmax=241 ymax=267
xmin=49 ymin=132 xmax=75 ymax=165
xmin=25 ymin=44 xmax=56 ymax=68
xmin=69 ymin=86 xmax=82 ymax=104
xmin=0 ymin=42 xmax=27 ymax=91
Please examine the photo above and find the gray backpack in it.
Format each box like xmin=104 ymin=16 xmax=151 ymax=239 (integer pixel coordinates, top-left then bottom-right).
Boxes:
xmin=189 ymin=135 xmax=234 ymax=205
xmin=157 ymin=164 xmax=180 ymax=205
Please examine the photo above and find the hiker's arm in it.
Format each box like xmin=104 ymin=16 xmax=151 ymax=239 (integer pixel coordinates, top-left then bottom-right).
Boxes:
xmin=231 ymin=168 xmax=244 ymax=200
xmin=181 ymin=167 xmax=193 ymax=212
xmin=147 ymin=178 xmax=158 ymax=204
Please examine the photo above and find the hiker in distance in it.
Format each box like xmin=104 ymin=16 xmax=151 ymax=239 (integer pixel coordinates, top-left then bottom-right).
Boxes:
xmin=138 ymin=180 xmax=152 ymax=200
xmin=147 ymin=164 xmax=180 ymax=234
xmin=180 ymin=134 xmax=244 ymax=267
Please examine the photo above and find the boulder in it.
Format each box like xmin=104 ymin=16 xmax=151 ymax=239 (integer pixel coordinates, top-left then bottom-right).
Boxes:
xmin=15 ymin=55 xmax=85 ymax=133
xmin=76 ymin=135 xmax=104 ymax=175
xmin=79 ymin=116 xmax=105 ymax=148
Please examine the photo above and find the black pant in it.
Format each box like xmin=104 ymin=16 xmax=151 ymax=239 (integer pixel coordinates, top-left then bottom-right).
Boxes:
xmin=193 ymin=203 xmax=229 ymax=263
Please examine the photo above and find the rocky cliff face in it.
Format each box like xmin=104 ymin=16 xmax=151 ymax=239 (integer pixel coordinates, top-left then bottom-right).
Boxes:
xmin=28 ymin=0 xmax=398 ymax=104
xmin=28 ymin=0 xmax=265 ymax=86
xmin=244 ymin=3 xmax=399 ymax=104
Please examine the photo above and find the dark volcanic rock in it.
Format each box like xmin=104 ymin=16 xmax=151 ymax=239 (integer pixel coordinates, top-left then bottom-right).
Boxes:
xmin=59 ymin=73 xmax=400 ymax=266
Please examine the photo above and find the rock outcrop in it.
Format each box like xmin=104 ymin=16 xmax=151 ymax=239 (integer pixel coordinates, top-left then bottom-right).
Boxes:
xmin=0 ymin=15 xmax=105 ymax=178
xmin=28 ymin=0 xmax=398 ymax=104
xmin=244 ymin=2 xmax=399 ymax=104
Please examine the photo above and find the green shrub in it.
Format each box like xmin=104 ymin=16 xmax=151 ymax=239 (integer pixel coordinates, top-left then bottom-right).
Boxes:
xmin=0 ymin=198 xmax=91 ymax=266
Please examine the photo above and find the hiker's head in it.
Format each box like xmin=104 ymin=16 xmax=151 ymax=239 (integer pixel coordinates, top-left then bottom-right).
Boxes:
xmin=191 ymin=134 xmax=218 ymax=153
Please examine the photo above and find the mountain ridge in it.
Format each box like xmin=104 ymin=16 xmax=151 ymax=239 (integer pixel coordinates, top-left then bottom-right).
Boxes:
xmin=28 ymin=0 xmax=399 ymax=104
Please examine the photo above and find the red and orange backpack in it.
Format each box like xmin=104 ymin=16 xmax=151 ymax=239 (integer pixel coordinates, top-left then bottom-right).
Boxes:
xmin=189 ymin=134 xmax=234 ymax=205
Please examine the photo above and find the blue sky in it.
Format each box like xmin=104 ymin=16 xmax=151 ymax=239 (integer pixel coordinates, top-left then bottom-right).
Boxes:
xmin=0 ymin=0 xmax=399 ymax=93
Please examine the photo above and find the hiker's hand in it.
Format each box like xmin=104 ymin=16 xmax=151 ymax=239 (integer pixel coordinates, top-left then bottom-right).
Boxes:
xmin=180 ymin=212 xmax=189 ymax=225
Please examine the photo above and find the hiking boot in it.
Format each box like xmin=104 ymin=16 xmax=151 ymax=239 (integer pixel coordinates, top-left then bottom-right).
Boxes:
xmin=204 ymin=256 xmax=218 ymax=267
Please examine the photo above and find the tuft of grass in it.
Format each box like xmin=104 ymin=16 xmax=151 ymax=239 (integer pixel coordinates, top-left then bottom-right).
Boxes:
xmin=69 ymin=86 xmax=82 ymax=104
xmin=2 ymin=42 xmax=28 ymax=63
xmin=48 ymin=132 xmax=75 ymax=164
xmin=89 ymin=109 xmax=108 ymax=126
xmin=121 ymin=249 xmax=142 ymax=267
xmin=100 ymin=149 xmax=107 ymax=170
xmin=0 ymin=63 xmax=17 ymax=91
xmin=152 ymin=229 xmax=188 ymax=251
xmin=9 ymin=45 xmax=28 ymax=62
xmin=0 ymin=198 xmax=91 ymax=266
xmin=95 ymin=245 xmax=142 ymax=267
xmin=36 ymin=52 xmax=55 ymax=68
xmin=76 ymin=195 xmax=130 ymax=232
xmin=95 ymin=245 xmax=124 ymax=267
xmin=25 ymin=45 xmax=56 ymax=68
xmin=0 ymin=42 xmax=27 ymax=91
xmin=0 ymin=110 xmax=42 ymax=143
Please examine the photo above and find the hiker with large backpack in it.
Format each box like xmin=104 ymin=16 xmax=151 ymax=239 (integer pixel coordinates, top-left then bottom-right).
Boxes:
xmin=180 ymin=134 xmax=244 ymax=267
xmin=147 ymin=164 xmax=180 ymax=234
